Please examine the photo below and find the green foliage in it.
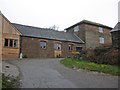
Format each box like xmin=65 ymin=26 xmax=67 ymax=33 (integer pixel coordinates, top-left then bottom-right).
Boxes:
xmin=60 ymin=58 xmax=120 ymax=76
xmin=2 ymin=73 xmax=20 ymax=88
xmin=0 ymin=74 xmax=2 ymax=89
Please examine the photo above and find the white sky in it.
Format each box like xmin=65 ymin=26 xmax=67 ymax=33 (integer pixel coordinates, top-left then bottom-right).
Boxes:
xmin=0 ymin=0 xmax=119 ymax=31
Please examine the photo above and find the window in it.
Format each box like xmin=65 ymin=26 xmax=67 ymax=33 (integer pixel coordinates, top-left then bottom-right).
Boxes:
xmin=74 ymin=26 xmax=79 ymax=32
xmin=54 ymin=43 xmax=61 ymax=50
xmin=4 ymin=39 xmax=18 ymax=48
xmin=4 ymin=39 xmax=9 ymax=47
xmin=99 ymin=27 xmax=103 ymax=33
xmin=99 ymin=37 xmax=105 ymax=44
xmin=40 ymin=41 xmax=47 ymax=49
xmin=68 ymin=44 xmax=73 ymax=51
xmin=9 ymin=39 xmax=13 ymax=47
xmin=76 ymin=47 xmax=82 ymax=51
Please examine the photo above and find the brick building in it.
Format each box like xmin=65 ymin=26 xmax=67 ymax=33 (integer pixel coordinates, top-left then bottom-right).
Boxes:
xmin=0 ymin=13 xmax=84 ymax=59
xmin=65 ymin=20 xmax=112 ymax=49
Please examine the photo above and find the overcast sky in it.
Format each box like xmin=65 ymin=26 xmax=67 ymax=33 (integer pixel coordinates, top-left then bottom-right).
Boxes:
xmin=0 ymin=0 xmax=119 ymax=30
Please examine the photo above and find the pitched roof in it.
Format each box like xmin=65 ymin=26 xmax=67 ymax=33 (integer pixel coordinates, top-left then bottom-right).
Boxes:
xmin=12 ymin=23 xmax=84 ymax=43
xmin=111 ymin=22 xmax=120 ymax=32
xmin=65 ymin=20 xmax=112 ymax=30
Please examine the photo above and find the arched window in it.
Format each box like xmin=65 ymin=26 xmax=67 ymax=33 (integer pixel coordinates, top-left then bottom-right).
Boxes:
xmin=40 ymin=41 xmax=47 ymax=49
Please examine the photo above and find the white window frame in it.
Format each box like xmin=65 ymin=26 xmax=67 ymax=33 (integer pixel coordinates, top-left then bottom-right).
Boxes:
xmin=99 ymin=37 xmax=105 ymax=44
xmin=40 ymin=41 xmax=47 ymax=49
xmin=68 ymin=44 xmax=73 ymax=51
xmin=54 ymin=43 xmax=61 ymax=50
xmin=4 ymin=39 xmax=18 ymax=48
xmin=99 ymin=27 xmax=103 ymax=33
xmin=74 ymin=26 xmax=79 ymax=32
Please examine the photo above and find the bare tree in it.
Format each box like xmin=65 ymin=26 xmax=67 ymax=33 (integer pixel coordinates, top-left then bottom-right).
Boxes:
xmin=49 ymin=25 xmax=59 ymax=31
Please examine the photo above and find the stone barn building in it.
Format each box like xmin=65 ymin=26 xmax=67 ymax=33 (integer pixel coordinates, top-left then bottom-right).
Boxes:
xmin=65 ymin=20 xmax=112 ymax=50
xmin=0 ymin=12 xmax=84 ymax=59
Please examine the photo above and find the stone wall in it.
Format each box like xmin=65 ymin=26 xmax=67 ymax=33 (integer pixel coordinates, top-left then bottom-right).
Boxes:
xmin=85 ymin=24 xmax=112 ymax=49
xmin=66 ymin=23 xmax=112 ymax=50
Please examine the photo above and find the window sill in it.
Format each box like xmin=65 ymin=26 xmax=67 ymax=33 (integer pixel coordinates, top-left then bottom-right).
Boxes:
xmin=54 ymin=49 xmax=61 ymax=51
xmin=40 ymin=48 xmax=46 ymax=50
xmin=4 ymin=46 xmax=19 ymax=49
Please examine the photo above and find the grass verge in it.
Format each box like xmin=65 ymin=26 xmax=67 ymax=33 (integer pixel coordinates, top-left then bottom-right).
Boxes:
xmin=0 ymin=74 xmax=2 ymax=89
xmin=60 ymin=58 xmax=120 ymax=76
xmin=2 ymin=73 xmax=20 ymax=88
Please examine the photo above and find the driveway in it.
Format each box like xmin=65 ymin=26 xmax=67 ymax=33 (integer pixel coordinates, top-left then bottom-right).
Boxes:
xmin=6 ymin=58 xmax=118 ymax=88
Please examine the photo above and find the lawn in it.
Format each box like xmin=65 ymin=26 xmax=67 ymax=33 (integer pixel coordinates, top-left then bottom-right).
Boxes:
xmin=60 ymin=58 xmax=120 ymax=76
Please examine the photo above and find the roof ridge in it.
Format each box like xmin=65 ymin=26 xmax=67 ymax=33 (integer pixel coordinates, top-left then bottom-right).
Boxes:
xmin=65 ymin=20 xmax=112 ymax=30
xmin=12 ymin=23 xmax=64 ymax=32
xmin=81 ymin=20 xmax=112 ymax=28
xmin=12 ymin=23 xmax=44 ymax=30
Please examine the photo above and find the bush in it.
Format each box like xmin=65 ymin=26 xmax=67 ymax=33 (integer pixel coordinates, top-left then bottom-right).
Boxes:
xmin=2 ymin=73 xmax=20 ymax=88
xmin=83 ymin=47 xmax=119 ymax=65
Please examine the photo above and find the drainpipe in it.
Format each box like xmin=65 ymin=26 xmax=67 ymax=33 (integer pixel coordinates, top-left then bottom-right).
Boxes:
xmin=19 ymin=35 xmax=23 ymax=59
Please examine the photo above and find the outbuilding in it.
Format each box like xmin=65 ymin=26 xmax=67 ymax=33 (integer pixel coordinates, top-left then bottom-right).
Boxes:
xmin=0 ymin=12 xmax=84 ymax=59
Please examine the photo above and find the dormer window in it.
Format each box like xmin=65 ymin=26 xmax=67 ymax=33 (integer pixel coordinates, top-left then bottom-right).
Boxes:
xmin=99 ymin=27 xmax=103 ymax=33
xmin=74 ymin=26 xmax=79 ymax=32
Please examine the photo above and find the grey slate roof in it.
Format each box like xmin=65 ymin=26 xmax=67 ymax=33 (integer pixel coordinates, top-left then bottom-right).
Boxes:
xmin=66 ymin=20 xmax=112 ymax=30
xmin=111 ymin=22 xmax=120 ymax=32
xmin=12 ymin=23 xmax=84 ymax=43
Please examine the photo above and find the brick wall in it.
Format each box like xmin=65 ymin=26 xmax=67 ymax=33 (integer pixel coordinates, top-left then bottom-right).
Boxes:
xmin=21 ymin=36 xmax=84 ymax=58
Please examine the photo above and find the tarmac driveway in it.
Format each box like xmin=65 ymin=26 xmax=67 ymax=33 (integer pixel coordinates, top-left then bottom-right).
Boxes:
xmin=8 ymin=58 xmax=118 ymax=88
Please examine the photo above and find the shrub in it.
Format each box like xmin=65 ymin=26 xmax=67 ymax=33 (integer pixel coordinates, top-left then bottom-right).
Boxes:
xmin=23 ymin=54 xmax=27 ymax=58
xmin=84 ymin=46 xmax=119 ymax=65
xmin=2 ymin=73 xmax=20 ymax=88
